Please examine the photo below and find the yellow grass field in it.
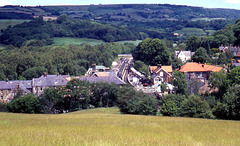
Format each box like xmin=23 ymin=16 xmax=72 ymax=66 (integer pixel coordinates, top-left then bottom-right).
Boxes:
xmin=0 ymin=108 xmax=240 ymax=145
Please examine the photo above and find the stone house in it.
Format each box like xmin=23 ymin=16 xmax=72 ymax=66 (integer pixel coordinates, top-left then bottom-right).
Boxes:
xmin=149 ymin=65 xmax=173 ymax=86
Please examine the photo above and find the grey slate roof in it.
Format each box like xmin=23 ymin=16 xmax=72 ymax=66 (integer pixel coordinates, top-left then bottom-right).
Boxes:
xmin=77 ymin=76 xmax=126 ymax=85
xmin=0 ymin=80 xmax=31 ymax=93
xmin=32 ymin=75 xmax=69 ymax=87
xmin=233 ymin=63 xmax=240 ymax=67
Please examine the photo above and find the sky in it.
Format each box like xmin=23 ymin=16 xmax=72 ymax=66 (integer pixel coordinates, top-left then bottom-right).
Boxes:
xmin=1 ymin=0 xmax=240 ymax=10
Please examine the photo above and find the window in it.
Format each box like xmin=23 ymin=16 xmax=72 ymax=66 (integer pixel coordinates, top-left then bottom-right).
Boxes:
xmin=160 ymin=71 xmax=163 ymax=76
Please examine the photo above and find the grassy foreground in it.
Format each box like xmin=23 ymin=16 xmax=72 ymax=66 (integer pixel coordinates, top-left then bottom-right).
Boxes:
xmin=0 ymin=108 xmax=240 ymax=145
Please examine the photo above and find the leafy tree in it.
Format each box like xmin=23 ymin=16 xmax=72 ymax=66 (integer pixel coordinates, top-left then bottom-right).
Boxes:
xmin=64 ymin=79 xmax=91 ymax=111
xmin=117 ymin=87 xmax=157 ymax=115
xmin=172 ymin=71 xmax=188 ymax=95
xmin=39 ymin=88 xmax=64 ymax=114
xmin=161 ymin=84 xmax=167 ymax=93
xmin=22 ymin=66 xmax=47 ymax=80
xmin=180 ymin=95 xmax=213 ymax=118
xmin=133 ymin=38 xmax=171 ymax=65
xmin=134 ymin=60 xmax=150 ymax=77
xmin=227 ymin=66 xmax=240 ymax=85
xmin=7 ymin=93 xmax=42 ymax=113
xmin=191 ymin=47 xmax=211 ymax=63
xmin=213 ymin=85 xmax=240 ymax=120
xmin=186 ymin=36 xmax=201 ymax=52
xmin=208 ymin=70 xmax=229 ymax=99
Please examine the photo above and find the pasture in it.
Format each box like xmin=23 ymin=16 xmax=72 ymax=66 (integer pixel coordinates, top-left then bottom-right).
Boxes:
xmin=0 ymin=108 xmax=240 ymax=145
xmin=175 ymin=27 xmax=207 ymax=37
xmin=53 ymin=37 xmax=141 ymax=46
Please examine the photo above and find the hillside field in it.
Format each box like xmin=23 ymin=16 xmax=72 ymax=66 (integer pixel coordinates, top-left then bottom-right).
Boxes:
xmin=53 ymin=37 xmax=141 ymax=46
xmin=0 ymin=108 xmax=240 ymax=145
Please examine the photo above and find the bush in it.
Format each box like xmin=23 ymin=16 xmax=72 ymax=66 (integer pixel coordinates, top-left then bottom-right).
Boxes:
xmin=0 ymin=103 xmax=7 ymax=112
xmin=117 ymin=87 xmax=157 ymax=115
xmin=7 ymin=94 xmax=42 ymax=113
xmin=180 ymin=95 xmax=213 ymax=119
xmin=161 ymin=100 xmax=178 ymax=116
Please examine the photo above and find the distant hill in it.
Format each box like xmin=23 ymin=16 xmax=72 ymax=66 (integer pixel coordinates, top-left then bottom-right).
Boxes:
xmin=0 ymin=4 xmax=240 ymax=41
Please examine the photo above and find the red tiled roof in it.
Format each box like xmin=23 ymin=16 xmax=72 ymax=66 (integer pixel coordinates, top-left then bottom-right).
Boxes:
xmin=199 ymin=64 xmax=223 ymax=72
xmin=179 ymin=62 xmax=207 ymax=72
xmin=150 ymin=66 xmax=172 ymax=73
xmin=178 ymin=62 xmax=223 ymax=72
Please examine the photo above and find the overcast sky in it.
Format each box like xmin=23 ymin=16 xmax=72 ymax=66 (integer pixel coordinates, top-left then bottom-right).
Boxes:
xmin=1 ymin=0 xmax=240 ymax=10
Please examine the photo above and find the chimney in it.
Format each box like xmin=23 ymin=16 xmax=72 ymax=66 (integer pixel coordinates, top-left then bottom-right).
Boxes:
xmin=17 ymin=83 xmax=19 ymax=88
xmin=44 ymin=72 xmax=47 ymax=77
xmin=92 ymin=63 xmax=96 ymax=73
xmin=57 ymin=72 xmax=59 ymax=76
xmin=223 ymin=64 xmax=226 ymax=68
xmin=202 ymin=64 xmax=204 ymax=68
xmin=157 ymin=64 xmax=162 ymax=68
xmin=6 ymin=78 xmax=8 ymax=82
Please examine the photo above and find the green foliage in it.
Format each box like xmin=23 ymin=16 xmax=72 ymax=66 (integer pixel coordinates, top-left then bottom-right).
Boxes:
xmin=180 ymin=95 xmax=213 ymax=119
xmin=161 ymin=84 xmax=167 ymax=93
xmin=133 ymin=38 xmax=171 ymax=65
xmin=186 ymin=36 xmax=201 ymax=52
xmin=133 ymin=60 xmax=150 ymax=77
xmin=172 ymin=71 xmax=188 ymax=95
xmin=39 ymin=88 xmax=64 ymax=114
xmin=191 ymin=47 xmax=211 ymax=63
xmin=213 ymin=85 xmax=240 ymax=120
xmin=7 ymin=94 xmax=42 ymax=113
xmin=22 ymin=66 xmax=47 ymax=80
xmin=0 ymin=43 xmax=132 ymax=80
xmin=227 ymin=66 xmax=240 ymax=85
xmin=0 ymin=15 xmax=139 ymax=47
xmin=161 ymin=100 xmax=178 ymax=116
xmin=117 ymin=87 xmax=157 ymax=115
xmin=0 ymin=103 xmax=7 ymax=112
xmin=208 ymin=70 xmax=229 ymax=99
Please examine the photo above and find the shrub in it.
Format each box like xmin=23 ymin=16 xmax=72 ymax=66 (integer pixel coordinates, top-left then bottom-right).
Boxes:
xmin=161 ymin=100 xmax=178 ymax=116
xmin=7 ymin=94 xmax=42 ymax=113
xmin=180 ymin=95 xmax=213 ymax=119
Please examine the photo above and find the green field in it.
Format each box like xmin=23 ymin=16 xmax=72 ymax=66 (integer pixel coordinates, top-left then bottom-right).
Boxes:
xmin=0 ymin=44 xmax=6 ymax=50
xmin=175 ymin=27 xmax=207 ymax=37
xmin=53 ymin=37 xmax=141 ymax=46
xmin=115 ymin=40 xmax=142 ymax=46
xmin=0 ymin=19 xmax=30 ymax=30
xmin=53 ymin=37 xmax=105 ymax=46
xmin=1 ymin=108 xmax=240 ymax=145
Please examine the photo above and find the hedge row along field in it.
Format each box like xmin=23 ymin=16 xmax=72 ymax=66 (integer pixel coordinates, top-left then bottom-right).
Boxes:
xmin=0 ymin=108 xmax=240 ymax=145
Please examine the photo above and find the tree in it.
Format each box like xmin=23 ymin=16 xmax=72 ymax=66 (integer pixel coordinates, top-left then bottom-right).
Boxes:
xmin=208 ymin=70 xmax=229 ymax=99
xmin=133 ymin=38 xmax=171 ymax=65
xmin=117 ymin=87 xmax=157 ymax=115
xmin=227 ymin=66 xmax=240 ymax=85
xmin=39 ymin=88 xmax=64 ymax=114
xmin=213 ymin=85 xmax=240 ymax=120
xmin=191 ymin=47 xmax=211 ymax=63
xmin=134 ymin=60 xmax=150 ymax=77
xmin=7 ymin=94 xmax=42 ymax=113
xmin=172 ymin=71 xmax=188 ymax=95
xmin=186 ymin=36 xmax=201 ymax=52
xmin=180 ymin=95 xmax=213 ymax=118
xmin=64 ymin=79 xmax=91 ymax=111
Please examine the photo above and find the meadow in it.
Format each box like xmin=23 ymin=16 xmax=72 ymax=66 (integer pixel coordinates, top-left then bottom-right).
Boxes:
xmin=0 ymin=107 xmax=240 ymax=145
xmin=175 ymin=27 xmax=207 ymax=37
xmin=53 ymin=37 xmax=141 ymax=46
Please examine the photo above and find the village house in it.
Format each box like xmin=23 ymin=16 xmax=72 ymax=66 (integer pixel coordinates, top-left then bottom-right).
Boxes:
xmin=178 ymin=62 xmax=223 ymax=81
xmin=175 ymin=50 xmax=195 ymax=63
xmin=149 ymin=64 xmax=173 ymax=86
xmin=0 ymin=73 xmax=70 ymax=103
xmin=0 ymin=80 xmax=32 ymax=103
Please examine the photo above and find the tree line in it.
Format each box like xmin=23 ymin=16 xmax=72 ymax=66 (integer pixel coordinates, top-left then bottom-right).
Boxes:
xmin=0 ymin=15 xmax=141 ymax=47
xmin=0 ymin=43 xmax=134 ymax=80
